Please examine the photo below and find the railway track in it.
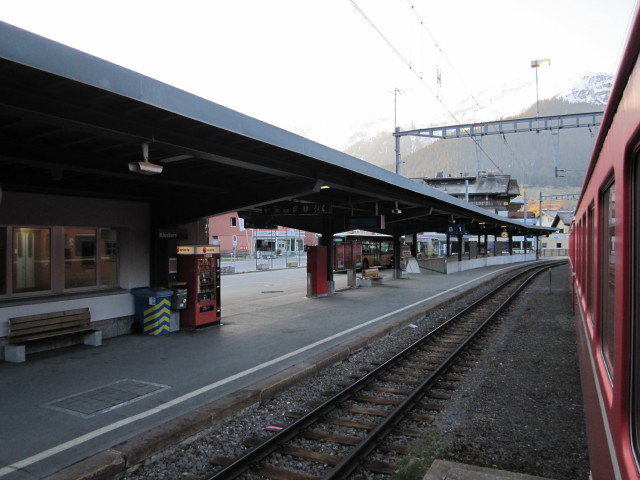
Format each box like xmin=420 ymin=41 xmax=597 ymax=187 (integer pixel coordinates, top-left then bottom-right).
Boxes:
xmin=206 ymin=261 xmax=562 ymax=480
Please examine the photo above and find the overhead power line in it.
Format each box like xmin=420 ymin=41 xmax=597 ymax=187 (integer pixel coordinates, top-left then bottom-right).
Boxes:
xmin=348 ymin=0 xmax=454 ymax=120
xmin=404 ymin=0 xmax=482 ymax=110
xmin=348 ymin=0 xmax=499 ymax=172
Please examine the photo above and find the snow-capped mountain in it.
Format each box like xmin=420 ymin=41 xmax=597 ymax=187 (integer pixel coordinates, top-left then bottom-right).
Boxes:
xmin=343 ymin=72 xmax=611 ymax=167
xmin=556 ymin=72 xmax=611 ymax=105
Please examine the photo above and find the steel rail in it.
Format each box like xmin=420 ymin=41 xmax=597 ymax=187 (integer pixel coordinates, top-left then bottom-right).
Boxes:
xmin=322 ymin=263 xmax=555 ymax=478
xmin=207 ymin=260 xmax=565 ymax=480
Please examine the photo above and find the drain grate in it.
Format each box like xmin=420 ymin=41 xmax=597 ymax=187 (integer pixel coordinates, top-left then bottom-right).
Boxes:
xmin=43 ymin=379 xmax=170 ymax=418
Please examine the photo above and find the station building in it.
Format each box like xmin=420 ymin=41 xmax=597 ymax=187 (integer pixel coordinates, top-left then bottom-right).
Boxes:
xmin=0 ymin=21 xmax=554 ymax=362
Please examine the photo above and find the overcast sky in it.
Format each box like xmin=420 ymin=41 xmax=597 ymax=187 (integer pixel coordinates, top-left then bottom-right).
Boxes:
xmin=2 ymin=0 xmax=637 ymax=149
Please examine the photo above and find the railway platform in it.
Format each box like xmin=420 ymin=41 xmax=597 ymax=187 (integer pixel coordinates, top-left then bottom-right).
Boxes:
xmin=0 ymin=262 xmax=556 ymax=480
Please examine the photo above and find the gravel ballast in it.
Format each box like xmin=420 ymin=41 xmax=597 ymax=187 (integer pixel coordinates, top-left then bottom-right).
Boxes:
xmin=124 ymin=263 xmax=589 ymax=480
xmin=431 ymin=263 xmax=589 ymax=479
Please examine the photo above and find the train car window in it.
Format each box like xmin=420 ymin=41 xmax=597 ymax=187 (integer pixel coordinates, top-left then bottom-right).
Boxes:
xmin=588 ymin=204 xmax=596 ymax=325
xmin=632 ymin=155 xmax=640 ymax=461
xmin=601 ymin=181 xmax=616 ymax=380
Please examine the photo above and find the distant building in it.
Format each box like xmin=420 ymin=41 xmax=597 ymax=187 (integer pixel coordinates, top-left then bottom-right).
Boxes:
xmin=417 ymin=172 xmax=520 ymax=213
xmin=208 ymin=213 xmax=317 ymax=257
xmin=540 ymin=211 xmax=573 ymax=256
xmin=550 ymin=210 xmax=574 ymax=234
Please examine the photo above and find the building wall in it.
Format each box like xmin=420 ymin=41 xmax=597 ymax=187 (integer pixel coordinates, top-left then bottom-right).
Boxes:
xmin=208 ymin=213 xmax=318 ymax=256
xmin=0 ymin=191 xmax=150 ymax=342
xmin=542 ymin=233 xmax=570 ymax=250
xmin=208 ymin=213 xmax=253 ymax=255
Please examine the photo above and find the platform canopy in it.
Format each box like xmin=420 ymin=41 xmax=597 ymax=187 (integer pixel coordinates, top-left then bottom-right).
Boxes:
xmin=0 ymin=21 xmax=554 ymax=238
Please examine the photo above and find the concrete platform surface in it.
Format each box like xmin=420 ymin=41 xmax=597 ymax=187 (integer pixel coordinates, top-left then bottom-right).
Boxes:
xmin=0 ymin=262 xmax=543 ymax=480
xmin=424 ymin=460 xmax=554 ymax=480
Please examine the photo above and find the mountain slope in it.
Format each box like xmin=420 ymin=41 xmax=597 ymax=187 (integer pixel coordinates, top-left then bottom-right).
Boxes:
xmin=343 ymin=72 xmax=610 ymax=188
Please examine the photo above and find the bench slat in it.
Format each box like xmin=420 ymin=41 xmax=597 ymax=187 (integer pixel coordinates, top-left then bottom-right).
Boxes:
xmin=9 ymin=308 xmax=89 ymax=325
xmin=10 ymin=326 xmax=97 ymax=344
xmin=9 ymin=317 xmax=91 ymax=337
xmin=7 ymin=308 xmax=93 ymax=343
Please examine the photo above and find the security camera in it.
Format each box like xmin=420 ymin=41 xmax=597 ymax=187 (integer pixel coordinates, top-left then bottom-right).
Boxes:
xmin=128 ymin=161 xmax=163 ymax=175
xmin=392 ymin=208 xmax=402 ymax=215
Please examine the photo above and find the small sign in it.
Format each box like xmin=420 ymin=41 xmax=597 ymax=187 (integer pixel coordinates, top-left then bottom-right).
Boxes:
xmin=501 ymin=231 xmax=509 ymax=238
xmin=447 ymin=224 xmax=467 ymax=235
xmin=345 ymin=215 xmax=385 ymax=230
xmin=177 ymin=245 xmax=220 ymax=255
xmin=243 ymin=218 xmax=278 ymax=229
xmin=262 ymin=202 xmax=331 ymax=215
xmin=196 ymin=246 xmax=220 ymax=254
xmin=158 ymin=229 xmax=187 ymax=240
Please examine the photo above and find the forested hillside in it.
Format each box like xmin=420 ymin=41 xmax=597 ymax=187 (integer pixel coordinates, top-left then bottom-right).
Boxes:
xmin=345 ymin=98 xmax=603 ymax=189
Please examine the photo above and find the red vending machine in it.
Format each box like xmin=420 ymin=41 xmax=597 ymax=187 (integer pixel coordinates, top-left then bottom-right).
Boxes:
xmin=177 ymin=245 xmax=221 ymax=328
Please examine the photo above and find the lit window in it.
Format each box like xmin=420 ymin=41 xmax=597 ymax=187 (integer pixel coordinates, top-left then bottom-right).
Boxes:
xmin=12 ymin=228 xmax=51 ymax=293
xmin=1 ymin=226 xmax=118 ymax=296
xmin=100 ymin=229 xmax=118 ymax=286
xmin=65 ymin=228 xmax=97 ymax=289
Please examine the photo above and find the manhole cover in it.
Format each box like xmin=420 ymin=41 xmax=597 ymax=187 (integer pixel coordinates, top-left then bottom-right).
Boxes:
xmin=43 ymin=379 xmax=170 ymax=418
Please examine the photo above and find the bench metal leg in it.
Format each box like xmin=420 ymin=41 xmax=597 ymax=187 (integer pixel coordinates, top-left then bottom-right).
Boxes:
xmin=4 ymin=345 xmax=26 ymax=363
xmin=83 ymin=330 xmax=102 ymax=347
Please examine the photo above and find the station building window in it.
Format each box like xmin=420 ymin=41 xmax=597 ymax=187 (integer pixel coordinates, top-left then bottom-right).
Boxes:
xmin=12 ymin=227 xmax=51 ymax=294
xmin=2 ymin=226 xmax=118 ymax=297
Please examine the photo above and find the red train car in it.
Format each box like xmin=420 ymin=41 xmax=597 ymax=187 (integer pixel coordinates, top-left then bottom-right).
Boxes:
xmin=569 ymin=5 xmax=640 ymax=479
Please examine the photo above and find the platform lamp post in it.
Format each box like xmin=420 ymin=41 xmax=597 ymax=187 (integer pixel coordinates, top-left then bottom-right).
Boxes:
xmin=531 ymin=58 xmax=550 ymax=116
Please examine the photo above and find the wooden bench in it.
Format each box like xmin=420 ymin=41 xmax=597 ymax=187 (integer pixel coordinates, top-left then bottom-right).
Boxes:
xmin=359 ymin=268 xmax=384 ymax=286
xmin=361 ymin=268 xmax=381 ymax=279
xmin=4 ymin=308 xmax=102 ymax=363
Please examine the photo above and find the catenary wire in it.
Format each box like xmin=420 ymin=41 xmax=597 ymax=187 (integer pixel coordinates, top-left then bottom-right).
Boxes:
xmin=404 ymin=0 xmax=483 ymax=111
xmin=348 ymin=0 xmax=500 ymax=173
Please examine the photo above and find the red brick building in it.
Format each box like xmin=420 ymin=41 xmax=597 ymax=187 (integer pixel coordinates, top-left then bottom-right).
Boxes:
xmin=208 ymin=213 xmax=317 ymax=257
